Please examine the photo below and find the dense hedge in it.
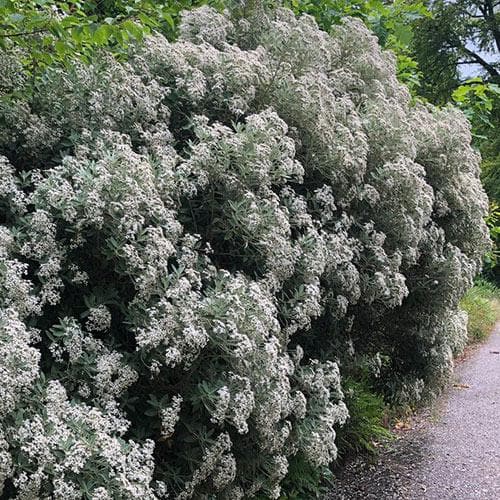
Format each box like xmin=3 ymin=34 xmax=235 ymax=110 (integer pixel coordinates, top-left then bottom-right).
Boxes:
xmin=0 ymin=4 xmax=490 ymax=499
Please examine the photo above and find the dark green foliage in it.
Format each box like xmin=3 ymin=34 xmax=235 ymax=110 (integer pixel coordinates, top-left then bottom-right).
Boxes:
xmin=412 ymin=0 xmax=500 ymax=104
xmin=274 ymin=454 xmax=335 ymax=499
xmin=482 ymin=155 xmax=500 ymax=202
xmin=335 ymin=378 xmax=391 ymax=458
xmin=484 ymin=203 xmax=500 ymax=283
xmin=412 ymin=4 xmax=462 ymax=103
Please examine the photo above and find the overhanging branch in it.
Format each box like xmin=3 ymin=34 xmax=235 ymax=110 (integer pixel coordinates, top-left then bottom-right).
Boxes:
xmin=463 ymin=47 xmax=500 ymax=79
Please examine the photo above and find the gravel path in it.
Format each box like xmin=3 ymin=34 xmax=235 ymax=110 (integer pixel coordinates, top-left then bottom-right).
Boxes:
xmin=326 ymin=322 xmax=500 ymax=500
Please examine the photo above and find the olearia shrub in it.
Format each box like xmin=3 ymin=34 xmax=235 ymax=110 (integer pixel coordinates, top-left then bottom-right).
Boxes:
xmin=0 ymin=2 xmax=490 ymax=498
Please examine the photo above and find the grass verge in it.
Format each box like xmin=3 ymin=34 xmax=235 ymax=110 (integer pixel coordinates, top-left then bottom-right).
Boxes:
xmin=460 ymin=278 xmax=500 ymax=343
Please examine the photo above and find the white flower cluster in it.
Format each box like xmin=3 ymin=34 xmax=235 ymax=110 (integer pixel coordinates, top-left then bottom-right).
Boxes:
xmin=86 ymin=305 xmax=112 ymax=332
xmin=178 ymin=433 xmax=235 ymax=499
xmin=0 ymin=2 xmax=490 ymax=498
xmin=160 ymin=395 xmax=183 ymax=439
xmin=0 ymin=309 xmax=40 ymax=419
xmin=10 ymin=381 xmax=157 ymax=499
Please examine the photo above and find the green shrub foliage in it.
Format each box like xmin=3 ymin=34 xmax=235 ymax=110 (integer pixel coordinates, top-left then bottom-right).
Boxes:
xmin=460 ymin=279 xmax=500 ymax=342
xmin=0 ymin=4 xmax=490 ymax=498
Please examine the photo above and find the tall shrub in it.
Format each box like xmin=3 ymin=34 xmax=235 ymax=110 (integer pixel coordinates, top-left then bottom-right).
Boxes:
xmin=0 ymin=3 xmax=489 ymax=498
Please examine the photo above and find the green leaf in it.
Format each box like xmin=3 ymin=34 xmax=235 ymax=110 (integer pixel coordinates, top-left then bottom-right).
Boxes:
xmin=452 ymin=85 xmax=470 ymax=103
xmin=393 ymin=23 xmax=412 ymax=45
xmin=92 ymin=24 xmax=110 ymax=45
xmin=71 ymin=26 xmax=84 ymax=43
xmin=162 ymin=12 xmax=175 ymax=29
xmin=138 ymin=12 xmax=157 ymax=27
xmin=54 ymin=39 xmax=67 ymax=55
xmin=122 ymin=19 xmax=143 ymax=40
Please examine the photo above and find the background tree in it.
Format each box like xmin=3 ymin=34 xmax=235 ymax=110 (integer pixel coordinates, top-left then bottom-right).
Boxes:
xmin=413 ymin=0 xmax=499 ymax=103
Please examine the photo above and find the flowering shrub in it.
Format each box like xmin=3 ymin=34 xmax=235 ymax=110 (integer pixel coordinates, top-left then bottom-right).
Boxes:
xmin=0 ymin=3 xmax=489 ymax=498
